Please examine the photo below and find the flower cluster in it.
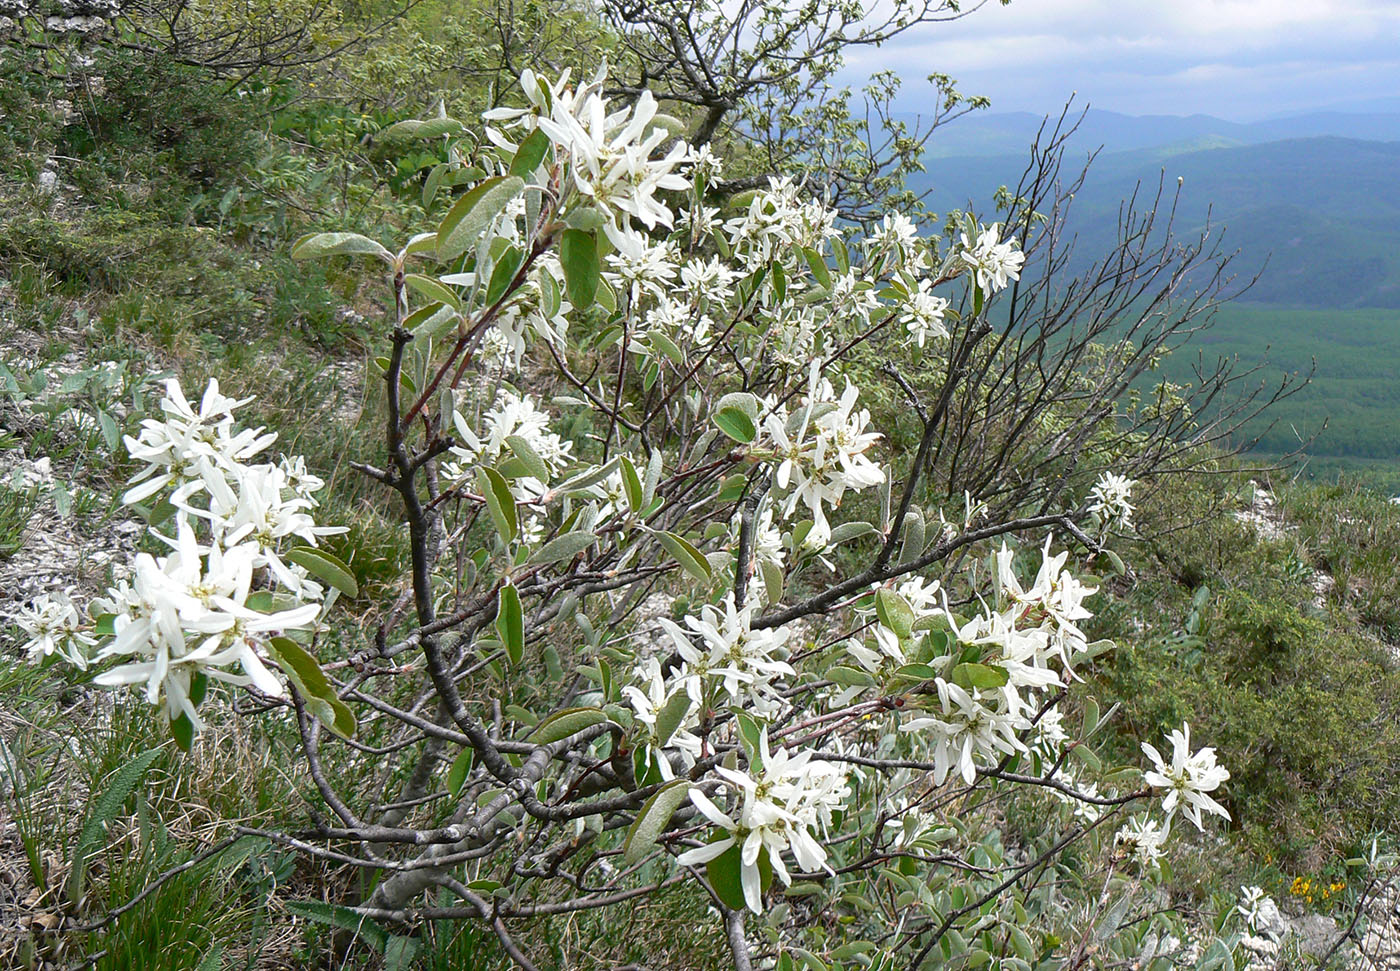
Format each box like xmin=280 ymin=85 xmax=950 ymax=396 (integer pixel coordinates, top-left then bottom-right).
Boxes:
xmin=13 ymin=379 xmax=340 ymax=732
xmin=678 ymin=731 xmax=849 ymax=913
xmin=758 ymin=368 xmax=886 ymax=548
xmin=959 ymin=223 xmax=1026 ymax=294
xmin=484 ymin=65 xmax=690 ymax=233
xmin=13 ymin=591 xmax=92 ymax=669
xmin=657 ymin=596 xmax=795 ymax=717
xmin=1142 ymin=722 xmax=1232 ymax=830
xmin=1089 ymin=471 xmax=1137 ymax=530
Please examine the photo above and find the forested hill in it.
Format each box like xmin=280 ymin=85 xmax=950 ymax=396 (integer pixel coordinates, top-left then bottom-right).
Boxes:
xmin=910 ymin=135 xmax=1400 ymax=309
xmin=905 ymin=114 xmax=1400 ymax=485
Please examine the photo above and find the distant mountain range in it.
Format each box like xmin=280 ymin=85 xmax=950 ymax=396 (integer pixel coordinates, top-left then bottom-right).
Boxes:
xmin=906 ymin=110 xmax=1400 ymax=309
xmin=911 ymin=107 xmax=1400 ymax=158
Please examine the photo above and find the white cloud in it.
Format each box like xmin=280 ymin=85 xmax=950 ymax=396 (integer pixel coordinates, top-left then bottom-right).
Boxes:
xmin=840 ymin=0 xmax=1400 ymax=117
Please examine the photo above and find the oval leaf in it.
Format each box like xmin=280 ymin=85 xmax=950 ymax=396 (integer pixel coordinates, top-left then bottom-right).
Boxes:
xmin=510 ymin=127 xmax=551 ymax=178
xmin=527 ymin=706 xmax=607 ymax=745
xmin=496 ymin=584 xmax=524 ymax=664
xmin=657 ymin=530 xmax=711 ymax=583
xmin=559 ymin=228 xmax=599 ymax=310
xmin=291 ymin=232 xmax=393 ymax=264
xmin=505 ymin=434 xmax=550 ymax=482
xmin=653 ymin=692 xmax=693 ymax=748
xmin=286 ymin=547 xmax=358 ymax=598
xmin=529 ymin=530 xmax=596 ymax=566
xmin=477 ymin=467 xmax=518 ymax=544
xmin=713 ymin=407 xmax=756 ymax=444
xmin=875 ymin=589 xmax=914 ymax=640
xmin=437 ymin=176 xmax=525 ymax=261
xmin=950 ymin=662 xmax=1010 ymax=691
xmin=623 ymin=780 xmax=692 ymax=864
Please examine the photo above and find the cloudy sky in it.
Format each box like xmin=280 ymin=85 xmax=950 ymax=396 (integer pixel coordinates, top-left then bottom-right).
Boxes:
xmin=842 ymin=0 xmax=1400 ymax=120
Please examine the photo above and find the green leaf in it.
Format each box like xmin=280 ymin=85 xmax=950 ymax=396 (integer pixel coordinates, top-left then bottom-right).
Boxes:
xmin=733 ymin=712 xmax=763 ymax=762
xmin=286 ymin=547 xmax=358 ymax=598
xmin=759 ymin=559 xmax=785 ymax=605
xmin=404 ymin=273 xmax=461 ymax=311
xmin=510 ymin=127 xmax=551 ymax=178
xmin=423 ymin=162 xmax=449 ymax=209
xmin=801 ymin=246 xmax=832 ymax=289
xmin=171 ymin=713 xmax=194 ymax=752
xmin=291 ymin=232 xmax=393 ymax=264
xmin=97 ymin=409 xmax=120 ymax=450
xmin=706 ymin=841 xmax=756 ymax=912
xmin=643 ymin=449 xmax=663 ymax=508
xmin=559 ymin=228 xmax=600 ymax=310
xmin=713 ymin=407 xmax=757 ymax=444
xmin=828 ymin=521 xmax=878 ymax=544
xmin=505 ymin=434 xmax=550 ymax=482
xmin=437 ymin=176 xmax=525 ymax=261
xmin=539 ymin=269 xmax=562 ymax=318
xmin=68 ymin=747 xmax=162 ymax=903
xmin=496 ymin=584 xmax=524 ymax=665
xmin=446 ymin=747 xmax=474 ymax=797
xmin=551 ymin=456 xmax=621 ymax=495
xmin=266 ymin=637 xmax=356 ymax=739
xmin=647 ymin=329 xmax=685 ymax=365
xmin=620 ymin=455 xmax=643 ymax=512
xmin=383 ymin=936 xmax=420 ymax=971
xmin=285 ymin=900 xmax=388 ymax=952
xmin=657 ymin=530 xmax=711 ymax=583
xmin=381 ymin=117 xmax=467 ymax=140
xmin=527 ymin=706 xmax=607 ymax=744
xmin=653 ymin=692 xmax=693 ymax=747
xmin=826 ymin=665 xmax=876 ymax=688
xmin=529 ymin=530 xmax=596 ymax=565
xmin=875 ymin=589 xmax=915 ymax=640
xmin=485 ymin=244 xmax=524 ymax=306
xmin=1098 ymin=548 xmax=1127 ymax=577
xmin=893 ymin=663 xmax=939 ymax=682
xmin=623 ymin=780 xmax=692 ymax=863
xmin=405 ymin=301 xmax=459 ymax=340
xmin=950 ymin=662 xmax=1010 ymax=691
xmin=478 ymin=467 xmax=518 ymax=544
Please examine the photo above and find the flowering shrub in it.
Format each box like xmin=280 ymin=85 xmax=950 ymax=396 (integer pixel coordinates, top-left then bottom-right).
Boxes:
xmin=17 ymin=65 xmax=1244 ymax=967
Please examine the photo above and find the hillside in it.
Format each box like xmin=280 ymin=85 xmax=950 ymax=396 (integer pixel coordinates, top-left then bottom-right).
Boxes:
xmin=912 ymin=137 xmax=1400 ymax=308
xmin=908 ymin=126 xmax=1400 ymax=482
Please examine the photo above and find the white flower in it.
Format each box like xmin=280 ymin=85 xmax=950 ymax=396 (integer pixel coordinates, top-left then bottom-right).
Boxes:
xmin=657 ymin=596 xmax=794 ymax=714
xmin=679 ymin=256 xmax=739 ymax=306
xmin=122 ymin=378 xmax=275 ymax=505
xmin=622 ymin=657 xmax=702 ymax=777
xmin=760 ymin=368 xmax=884 ymax=538
xmin=959 ymin=223 xmax=1025 ymax=295
xmin=676 ymin=731 xmax=848 ymax=913
xmin=1237 ymin=885 xmax=1268 ymax=932
xmin=993 ymin=537 xmax=1098 ymax=669
xmin=899 ymin=278 xmax=950 ymax=348
xmin=1115 ymin=815 xmax=1170 ymax=869
xmin=901 ymin=678 xmax=1026 ymax=786
xmin=1141 ymin=722 xmax=1231 ymax=830
xmin=604 ymin=226 xmax=679 ymax=303
xmin=525 ymin=77 xmax=691 ymax=231
xmin=1089 ymin=471 xmax=1137 ymax=529
xmin=91 ymin=519 xmax=320 ymax=729
xmin=12 ymin=591 xmax=94 ymax=669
